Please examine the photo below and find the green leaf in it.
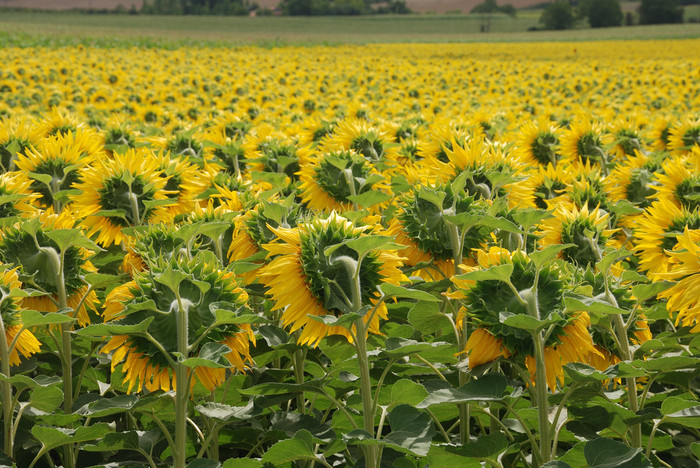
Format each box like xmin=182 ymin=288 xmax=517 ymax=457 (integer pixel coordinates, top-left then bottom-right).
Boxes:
xmin=30 ymin=386 xmax=64 ymax=413
xmin=222 ymin=459 xmax=261 ymax=468
xmin=154 ymin=265 xmax=189 ymax=293
xmin=564 ymin=362 xmax=610 ymax=383
xmin=179 ymin=343 xmax=232 ymax=369
xmin=76 ymin=395 xmax=140 ymax=417
xmin=417 ymin=187 xmax=445 ymax=208
xmin=500 ymin=311 xmax=562 ymax=332
xmin=344 ymin=235 xmax=404 ymax=258
xmin=347 ymin=190 xmax=392 ymax=208
xmin=45 ymin=229 xmax=102 ymax=252
xmin=384 ymin=337 xmax=452 ymax=358
xmin=666 ymin=406 xmax=700 ymax=428
xmin=691 ymin=442 xmax=700 ymax=459
xmin=383 ymin=405 xmax=435 ymax=456
xmin=542 ymin=462 xmax=572 ymax=468
xmin=584 ymin=438 xmax=652 ymax=468
xmin=0 ymin=374 xmax=61 ymax=389
xmin=418 ymin=374 xmax=507 ymax=408
xmin=661 ymin=396 xmax=698 ymax=416
xmin=596 ymin=248 xmax=631 ymax=275
xmin=630 ymin=281 xmax=674 ymax=302
xmin=28 ymin=172 xmax=54 ymax=186
xmin=564 ymin=294 xmax=628 ymax=316
xmin=308 ymin=311 xmax=363 ymax=330
xmin=84 ymin=273 xmax=121 ymax=289
xmin=631 ymin=355 xmax=700 ymax=372
xmin=380 ymin=283 xmax=439 ymax=302
xmin=212 ymin=304 xmax=266 ymax=326
xmin=187 ymin=460 xmax=221 ymax=468
xmin=390 ymin=379 xmax=429 ymax=407
xmin=32 ymin=423 xmax=111 ymax=456
xmin=239 ymin=380 xmax=326 ymax=396
xmin=20 ymin=309 xmax=76 ymax=327
xmin=78 ymin=431 xmax=146 ymax=452
xmin=530 ymin=244 xmax=575 ymax=270
xmin=196 ymin=401 xmax=258 ymax=422
xmin=426 ymin=433 xmax=507 ymax=464
xmin=513 ymin=209 xmax=554 ymax=231
xmin=407 ymin=301 xmax=452 ymax=335
xmin=453 ymin=263 xmax=514 ymax=283
xmin=261 ymin=429 xmax=317 ymax=465
xmin=258 ymin=325 xmax=290 ymax=347
xmin=75 ymin=317 xmax=154 ymax=337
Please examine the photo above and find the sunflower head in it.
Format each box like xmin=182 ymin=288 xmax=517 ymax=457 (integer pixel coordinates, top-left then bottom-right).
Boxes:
xmin=259 ymin=212 xmax=405 ymax=346
xmin=515 ymin=119 xmax=561 ymax=167
xmin=299 ymin=150 xmax=387 ymax=213
xmin=397 ymin=183 xmax=491 ymax=265
xmin=73 ymin=148 xmax=174 ymax=246
xmin=0 ymin=267 xmax=41 ymax=366
xmin=538 ymin=203 xmax=616 ymax=269
xmin=668 ymin=118 xmax=700 ymax=154
xmin=102 ymin=255 xmax=255 ymax=393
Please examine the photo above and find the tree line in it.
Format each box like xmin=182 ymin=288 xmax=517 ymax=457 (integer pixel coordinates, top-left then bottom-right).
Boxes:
xmin=540 ymin=0 xmax=690 ymax=31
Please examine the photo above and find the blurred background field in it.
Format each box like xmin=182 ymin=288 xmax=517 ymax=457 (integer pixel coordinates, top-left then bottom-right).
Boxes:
xmin=1 ymin=10 xmax=700 ymax=46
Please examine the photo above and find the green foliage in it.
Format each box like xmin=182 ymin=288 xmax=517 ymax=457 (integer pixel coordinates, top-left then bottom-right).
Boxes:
xmin=540 ymin=2 xmax=575 ymax=30
xmin=639 ymin=0 xmax=684 ymax=24
xmin=579 ymin=0 xmax=623 ymax=28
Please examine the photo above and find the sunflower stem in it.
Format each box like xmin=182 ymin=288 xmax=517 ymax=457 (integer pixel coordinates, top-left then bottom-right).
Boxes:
xmin=612 ymin=313 xmax=641 ymax=447
xmin=533 ymin=332 xmax=551 ymax=465
xmin=354 ymin=317 xmax=378 ymax=468
xmin=49 ymin=245 xmax=76 ymax=468
xmin=174 ymin=291 xmax=190 ymax=468
xmin=0 ymin=301 xmax=14 ymax=458
xmin=293 ymin=347 xmax=306 ymax=414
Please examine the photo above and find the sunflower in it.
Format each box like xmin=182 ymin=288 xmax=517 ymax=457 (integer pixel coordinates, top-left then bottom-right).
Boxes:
xmin=653 ymin=155 xmax=700 ymax=212
xmin=258 ymin=212 xmax=406 ymax=347
xmin=389 ymin=183 xmax=492 ymax=279
xmin=650 ymin=116 xmax=672 ymax=152
xmin=0 ymin=211 xmax=99 ymax=326
xmin=229 ymin=198 xmax=305 ymax=284
xmin=514 ymin=118 xmax=562 ymax=167
xmin=0 ymin=172 xmax=40 ymax=219
xmin=668 ymin=117 xmax=700 ymax=155
xmin=101 ymin=257 xmax=255 ymax=393
xmin=537 ymin=202 xmax=617 ymax=269
xmin=608 ymin=118 xmax=645 ymax=162
xmin=15 ymin=131 xmax=101 ymax=213
xmin=298 ymin=150 xmax=388 ymax=213
xmin=456 ymin=247 xmax=601 ymax=391
xmin=121 ymin=223 xmax=193 ymax=276
xmin=243 ymin=125 xmax=311 ymax=182
xmin=322 ymin=118 xmax=400 ymax=171
xmin=634 ymin=198 xmax=700 ymax=279
xmin=435 ymin=133 xmax=531 ymax=209
xmin=604 ymin=150 xmax=661 ymax=209
xmin=72 ymin=148 xmax=174 ymax=247
xmin=559 ymin=119 xmax=613 ymax=171
xmin=35 ymin=109 xmax=84 ymax=138
xmin=0 ymin=267 xmax=41 ymax=366
xmin=151 ymin=151 xmax=206 ymax=218
xmin=657 ymin=228 xmax=700 ymax=332
xmin=521 ymin=163 xmax=573 ymax=210
xmin=0 ymin=117 xmax=42 ymax=174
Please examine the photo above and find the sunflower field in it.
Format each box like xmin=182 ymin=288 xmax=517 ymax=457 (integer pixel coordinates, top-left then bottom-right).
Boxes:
xmin=0 ymin=39 xmax=699 ymax=468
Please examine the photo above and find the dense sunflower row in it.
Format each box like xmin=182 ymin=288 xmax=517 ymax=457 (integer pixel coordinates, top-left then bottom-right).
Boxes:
xmin=0 ymin=41 xmax=698 ymax=467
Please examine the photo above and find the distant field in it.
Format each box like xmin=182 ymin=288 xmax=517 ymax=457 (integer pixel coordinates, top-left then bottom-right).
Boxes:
xmin=1 ymin=11 xmax=700 ymax=46
xmin=3 ymin=0 xmax=546 ymax=14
